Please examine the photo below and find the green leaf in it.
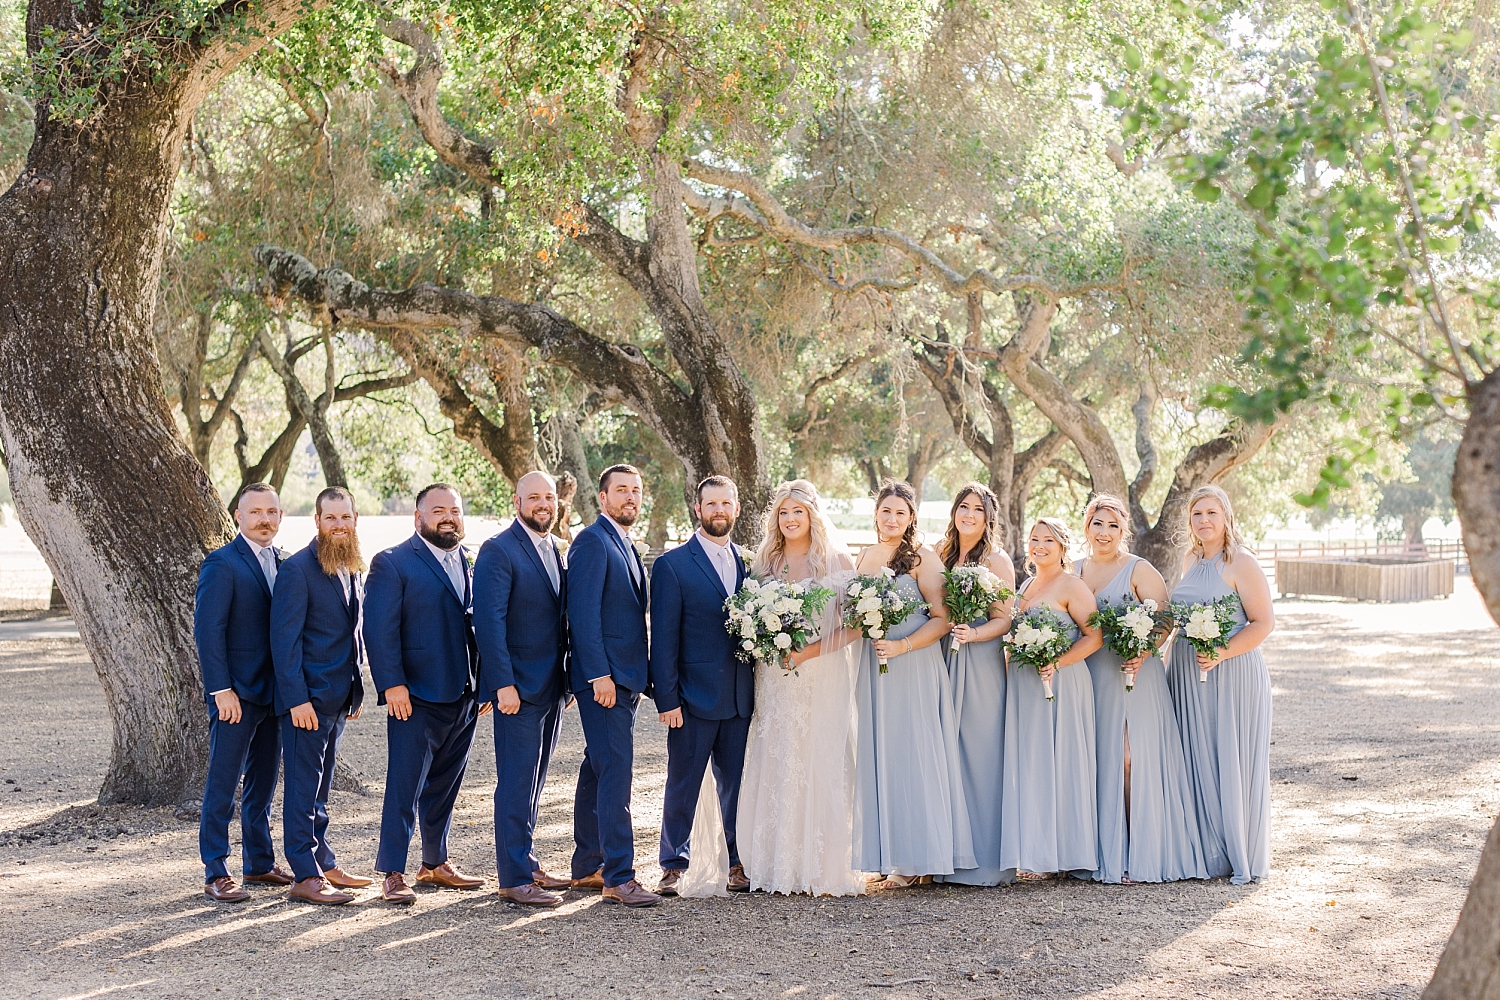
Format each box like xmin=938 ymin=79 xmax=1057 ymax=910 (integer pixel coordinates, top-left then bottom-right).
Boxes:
xmin=1192 ymin=178 xmax=1221 ymax=202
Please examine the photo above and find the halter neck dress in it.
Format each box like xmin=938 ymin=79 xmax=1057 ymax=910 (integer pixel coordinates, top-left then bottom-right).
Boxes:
xmin=935 ymin=572 xmax=1008 ymax=886
xmin=1081 ymin=556 xmax=1209 ymax=884
xmin=1167 ymin=552 xmax=1272 ymax=885
xmin=853 ymin=573 xmax=975 ymax=877
xmin=997 ymin=578 xmax=1097 ymax=877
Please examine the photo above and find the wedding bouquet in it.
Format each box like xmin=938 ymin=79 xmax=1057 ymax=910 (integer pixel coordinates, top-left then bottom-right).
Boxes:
xmin=1087 ymin=598 xmax=1173 ymax=691
xmin=724 ymin=578 xmax=834 ymax=671
xmin=1005 ymin=605 xmax=1076 ymax=701
xmin=1171 ymin=594 xmax=1242 ymax=683
xmin=943 ymin=565 xmax=1013 ymax=654
xmin=841 ymin=569 xmax=928 ymax=674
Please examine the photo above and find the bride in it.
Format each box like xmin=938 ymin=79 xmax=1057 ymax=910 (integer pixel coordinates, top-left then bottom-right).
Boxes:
xmin=685 ymin=479 xmax=865 ymax=897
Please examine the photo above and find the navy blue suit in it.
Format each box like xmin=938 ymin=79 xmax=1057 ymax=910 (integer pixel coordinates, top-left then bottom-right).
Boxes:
xmin=648 ymin=534 xmax=752 ymax=872
xmin=269 ymin=539 xmax=365 ymax=883
xmin=194 ymin=534 xmax=283 ymax=882
xmin=365 ymin=534 xmax=480 ymax=874
xmin=566 ymin=515 xmax=649 ymax=886
xmin=473 ymin=519 xmax=570 ymax=888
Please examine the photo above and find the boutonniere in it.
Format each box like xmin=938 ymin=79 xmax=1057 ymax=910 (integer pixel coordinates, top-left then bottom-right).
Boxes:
xmin=634 ymin=540 xmax=650 ymax=559
xmin=275 ymin=547 xmax=289 ymax=562
xmin=738 ymin=547 xmax=753 ymax=574
xmin=463 ymin=548 xmax=476 ymax=572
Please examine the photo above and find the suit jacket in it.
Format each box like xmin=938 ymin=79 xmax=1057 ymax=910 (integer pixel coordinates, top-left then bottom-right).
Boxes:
xmin=473 ymin=519 xmax=568 ymax=706
xmin=565 ymin=515 xmax=648 ymax=696
xmin=647 ymin=534 xmax=752 ymax=719
xmin=194 ymin=534 xmax=280 ymax=707
xmin=363 ymin=534 xmax=477 ymax=705
xmin=269 ymin=539 xmax=364 ymax=717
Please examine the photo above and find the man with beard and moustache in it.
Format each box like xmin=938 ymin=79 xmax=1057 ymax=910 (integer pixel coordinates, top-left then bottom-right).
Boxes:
xmin=566 ymin=464 xmax=659 ymax=907
xmin=364 ymin=483 xmax=489 ymax=904
xmin=472 ymin=471 xmax=573 ymax=906
xmin=194 ymin=484 xmax=293 ymax=902
xmin=270 ymin=486 xmax=371 ymax=905
xmin=648 ymin=476 xmax=754 ymax=896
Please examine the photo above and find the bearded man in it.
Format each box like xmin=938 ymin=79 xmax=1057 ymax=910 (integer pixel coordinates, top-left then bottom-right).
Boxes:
xmin=270 ymin=486 xmax=371 ymax=905
xmin=364 ymin=483 xmax=488 ymax=903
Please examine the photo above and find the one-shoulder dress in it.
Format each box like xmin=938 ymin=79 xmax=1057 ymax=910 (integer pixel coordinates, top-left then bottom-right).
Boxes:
xmin=853 ymin=573 xmax=975 ymax=876
xmin=1082 ymin=556 xmax=1209 ymax=884
xmin=998 ymin=581 xmax=1097 ymax=876
xmin=1166 ymin=553 xmax=1272 ymax=884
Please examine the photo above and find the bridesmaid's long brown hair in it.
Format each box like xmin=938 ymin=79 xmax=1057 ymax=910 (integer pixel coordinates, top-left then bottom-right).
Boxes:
xmin=937 ymin=482 xmax=1000 ymax=570
xmin=875 ymin=480 xmax=922 ymax=578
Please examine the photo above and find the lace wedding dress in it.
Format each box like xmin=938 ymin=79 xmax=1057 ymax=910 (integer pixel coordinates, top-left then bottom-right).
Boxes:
xmin=680 ymin=569 xmax=866 ymax=897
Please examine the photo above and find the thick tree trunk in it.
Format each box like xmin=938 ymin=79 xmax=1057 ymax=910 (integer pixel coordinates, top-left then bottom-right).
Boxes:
xmin=0 ymin=89 xmax=228 ymax=807
xmin=1425 ymin=369 xmax=1500 ymax=999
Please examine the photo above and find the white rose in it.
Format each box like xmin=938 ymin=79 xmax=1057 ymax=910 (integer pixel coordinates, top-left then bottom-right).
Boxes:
xmin=1142 ymin=598 xmax=1159 ymax=613
xmin=741 ymin=640 xmax=755 ymax=651
xmin=869 ymin=628 xmax=885 ymax=639
xmin=856 ymin=596 xmax=882 ymax=614
xmin=880 ymin=567 xmax=895 ymax=578
xmin=740 ymin=620 xmax=757 ymax=639
xmin=863 ymin=611 xmax=883 ymax=627
xmin=1038 ymin=626 xmax=1057 ymax=643
xmin=773 ymin=632 xmax=793 ymax=650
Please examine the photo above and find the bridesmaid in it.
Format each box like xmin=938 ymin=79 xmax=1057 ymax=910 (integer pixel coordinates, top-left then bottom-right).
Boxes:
xmin=1166 ymin=485 xmax=1275 ymax=885
xmin=934 ymin=483 xmax=1015 ymax=887
xmin=999 ymin=518 xmax=1102 ymax=878
xmin=853 ymin=480 xmax=975 ymax=888
xmin=1076 ymin=494 xmax=1208 ymax=884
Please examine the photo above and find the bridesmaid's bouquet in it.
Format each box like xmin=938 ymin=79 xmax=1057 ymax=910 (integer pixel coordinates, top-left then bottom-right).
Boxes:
xmin=1171 ymin=594 xmax=1243 ymax=683
xmin=1087 ymin=598 xmax=1172 ymax=691
xmin=1005 ymin=605 xmax=1076 ymax=701
xmin=724 ymin=578 xmax=834 ymax=670
xmin=942 ymin=565 xmax=1013 ymax=654
xmin=842 ymin=569 xmax=928 ymax=674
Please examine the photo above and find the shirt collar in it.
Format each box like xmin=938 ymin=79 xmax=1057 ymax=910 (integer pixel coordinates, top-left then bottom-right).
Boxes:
xmin=241 ymin=534 xmax=272 ymax=559
xmin=604 ymin=515 xmax=635 ymax=545
xmin=519 ymin=520 xmax=553 ymax=548
xmin=696 ymin=528 xmax=732 ymax=554
xmin=420 ymin=535 xmax=462 ymax=564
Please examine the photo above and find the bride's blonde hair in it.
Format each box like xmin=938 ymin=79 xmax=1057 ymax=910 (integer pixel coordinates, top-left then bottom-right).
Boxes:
xmin=753 ymin=480 xmax=841 ymax=580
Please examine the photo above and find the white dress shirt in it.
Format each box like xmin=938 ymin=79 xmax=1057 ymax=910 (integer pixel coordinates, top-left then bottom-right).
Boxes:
xmin=421 ymin=536 xmax=467 ymax=601
xmin=605 ymin=515 xmax=643 ymax=586
xmin=697 ymin=529 xmax=738 ymax=595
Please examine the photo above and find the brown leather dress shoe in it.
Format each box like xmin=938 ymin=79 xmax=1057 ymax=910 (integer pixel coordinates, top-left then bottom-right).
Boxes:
xmin=498 ymin=883 xmax=562 ymax=907
xmin=533 ymin=869 xmax=571 ymax=890
xmin=288 ymin=877 xmax=354 ymax=906
xmin=323 ymin=867 xmax=373 ymax=889
xmin=727 ymin=864 xmax=750 ymax=893
xmin=416 ymin=862 xmax=484 ymax=889
xmin=570 ymin=869 xmax=605 ymax=891
xmin=243 ymin=864 xmax=294 ymax=886
xmin=656 ymin=869 xmax=683 ymax=897
xmin=205 ymin=876 xmax=250 ymax=903
xmin=602 ymin=879 xmax=661 ymax=908
xmin=382 ymin=872 xmax=417 ymax=904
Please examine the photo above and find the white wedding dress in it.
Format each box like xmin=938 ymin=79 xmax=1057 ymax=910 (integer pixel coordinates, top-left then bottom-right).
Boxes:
xmin=683 ymin=569 xmax=865 ymax=897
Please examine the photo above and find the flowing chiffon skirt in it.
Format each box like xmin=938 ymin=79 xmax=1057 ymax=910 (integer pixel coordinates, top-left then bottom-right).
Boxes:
xmin=936 ymin=634 xmax=1007 ymax=885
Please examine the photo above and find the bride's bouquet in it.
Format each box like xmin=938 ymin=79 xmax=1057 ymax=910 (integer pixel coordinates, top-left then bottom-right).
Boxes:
xmin=724 ymin=578 xmax=834 ymax=671
xmin=942 ymin=565 xmax=1013 ymax=654
xmin=1005 ymin=605 xmax=1076 ymax=701
xmin=1171 ymin=594 xmax=1243 ymax=682
xmin=841 ymin=569 xmax=927 ymax=674
xmin=1087 ymin=598 xmax=1172 ymax=691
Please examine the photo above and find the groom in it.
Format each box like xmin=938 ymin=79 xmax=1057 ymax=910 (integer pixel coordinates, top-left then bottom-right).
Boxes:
xmin=648 ymin=475 xmax=753 ymax=896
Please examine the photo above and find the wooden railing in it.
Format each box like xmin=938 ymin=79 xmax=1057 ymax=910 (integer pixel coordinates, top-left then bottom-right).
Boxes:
xmin=1249 ymin=539 xmax=1467 ymax=578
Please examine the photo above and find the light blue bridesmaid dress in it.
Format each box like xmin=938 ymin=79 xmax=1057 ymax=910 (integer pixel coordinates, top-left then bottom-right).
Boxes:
xmin=853 ymin=574 xmax=976 ymax=877
xmin=998 ymin=581 xmax=1097 ymax=876
xmin=1082 ymin=556 xmax=1209 ymax=884
xmin=1166 ymin=553 xmax=1272 ymax=885
xmin=936 ymin=611 xmax=1006 ymax=885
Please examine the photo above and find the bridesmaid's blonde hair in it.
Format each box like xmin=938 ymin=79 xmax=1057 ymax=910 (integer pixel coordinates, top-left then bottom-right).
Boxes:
xmin=1082 ymin=493 xmax=1133 ymax=547
xmin=1186 ymin=484 xmax=1246 ymax=565
xmin=1025 ymin=517 xmax=1074 ymax=575
xmin=754 ymin=480 xmax=837 ymax=580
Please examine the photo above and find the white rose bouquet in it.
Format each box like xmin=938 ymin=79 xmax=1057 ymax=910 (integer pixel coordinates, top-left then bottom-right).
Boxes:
xmin=1087 ymin=598 xmax=1173 ymax=691
xmin=1170 ymin=594 xmax=1243 ymax=682
xmin=724 ymin=578 xmax=834 ymax=672
xmin=841 ymin=569 xmax=928 ymax=674
xmin=942 ymin=565 xmax=1013 ymax=654
xmin=1005 ymin=605 xmax=1077 ymax=701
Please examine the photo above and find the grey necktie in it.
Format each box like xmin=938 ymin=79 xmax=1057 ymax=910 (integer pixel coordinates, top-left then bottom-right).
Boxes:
xmin=443 ymin=549 xmax=465 ymax=600
xmin=258 ymin=547 xmax=277 ymax=593
xmin=540 ymin=539 xmax=561 ymax=593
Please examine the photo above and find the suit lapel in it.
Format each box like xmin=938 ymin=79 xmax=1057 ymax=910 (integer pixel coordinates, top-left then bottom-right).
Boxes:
xmin=510 ymin=521 xmax=557 ymax=599
xmin=599 ymin=518 xmax=644 ymax=604
xmin=233 ymin=535 xmax=272 ymax=598
xmin=688 ymin=535 xmax=729 ymax=602
xmin=410 ymin=534 xmax=464 ymax=606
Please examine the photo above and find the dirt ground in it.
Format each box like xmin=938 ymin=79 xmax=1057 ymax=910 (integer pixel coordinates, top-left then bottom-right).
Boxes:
xmin=1 ymin=590 xmax=1497 ymax=1000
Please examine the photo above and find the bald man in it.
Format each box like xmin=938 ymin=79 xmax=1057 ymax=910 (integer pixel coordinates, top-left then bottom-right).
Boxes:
xmin=472 ymin=472 xmax=573 ymax=906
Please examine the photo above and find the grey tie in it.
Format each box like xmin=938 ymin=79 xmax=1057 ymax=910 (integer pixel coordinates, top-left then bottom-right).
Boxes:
xmin=540 ymin=539 xmax=561 ymax=593
xmin=258 ymin=547 xmax=277 ymax=593
xmin=443 ymin=550 xmax=465 ymax=601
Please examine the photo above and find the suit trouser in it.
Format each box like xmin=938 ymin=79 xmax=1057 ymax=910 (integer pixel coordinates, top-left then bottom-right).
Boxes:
xmin=200 ymin=697 xmax=281 ymax=881
xmin=571 ymin=689 xmax=640 ymax=887
xmin=376 ymin=696 xmax=479 ymax=874
xmin=281 ymin=709 xmax=348 ymax=883
xmin=492 ymin=695 xmax=566 ymax=887
xmin=659 ymin=711 xmax=751 ymax=871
